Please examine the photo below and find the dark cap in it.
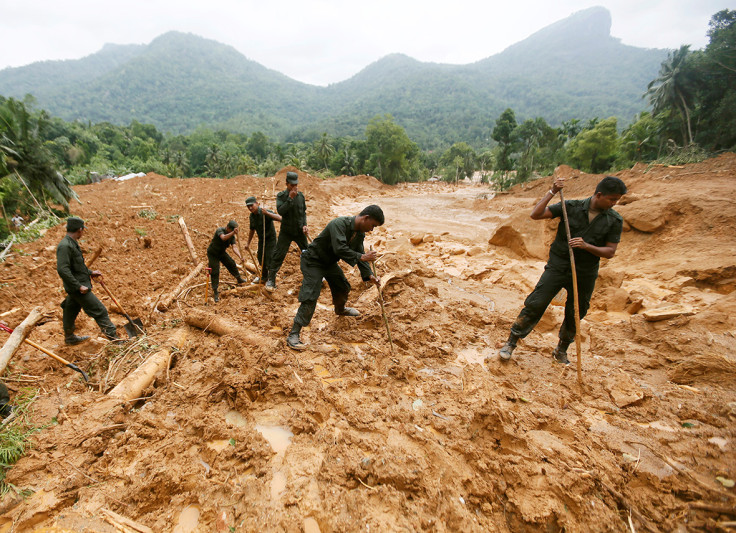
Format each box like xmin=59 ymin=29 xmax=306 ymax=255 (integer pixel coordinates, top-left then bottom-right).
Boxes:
xmin=245 ymin=196 xmax=257 ymax=206
xmin=66 ymin=217 xmax=85 ymax=232
xmin=227 ymin=220 xmax=238 ymax=229
xmin=286 ymin=171 xmax=298 ymax=184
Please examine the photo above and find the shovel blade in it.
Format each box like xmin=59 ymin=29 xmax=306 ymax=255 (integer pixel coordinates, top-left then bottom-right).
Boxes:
xmin=124 ymin=318 xmax=145 ymax=337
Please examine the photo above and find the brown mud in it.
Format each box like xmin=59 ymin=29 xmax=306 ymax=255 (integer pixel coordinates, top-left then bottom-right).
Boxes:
xmin=0 ymin=158 xmax=735 ymax=532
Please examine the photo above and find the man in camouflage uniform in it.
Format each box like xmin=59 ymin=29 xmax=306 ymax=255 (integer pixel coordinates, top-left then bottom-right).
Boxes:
xmin=496 ymin=176 xmax=627 ymax=365
xmin=56 ymin=217 xmax=118 ymax=344
xmin=266 ymin=171 xmax=309 ymax=291
xmin=287 ymin=205 xmax=384 ymax=350
xmin=245 ymin=196 xmax=281 ymax=284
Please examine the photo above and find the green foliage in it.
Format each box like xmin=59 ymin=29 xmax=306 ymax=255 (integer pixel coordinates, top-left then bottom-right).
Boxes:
xmin=0 ymin=388 xmax=44 ymax=493
xmin=0 ymin=98 xmax=77 ymax=211
xmin=567 ymin=117 xmax=620 ymax=173
xmin=364 ymin=115 xmax=420 ymax=184
xmin=492 ymin=108 xmax=518 ymax=172
xmin=137 ymin=209 xmax=157 ymax=220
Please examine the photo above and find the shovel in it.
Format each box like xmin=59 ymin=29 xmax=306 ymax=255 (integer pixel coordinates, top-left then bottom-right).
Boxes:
xmin=0 ymin=323 xmax=89 ymax=382
xmin=98 ymin=279 xmax=145 ymax=337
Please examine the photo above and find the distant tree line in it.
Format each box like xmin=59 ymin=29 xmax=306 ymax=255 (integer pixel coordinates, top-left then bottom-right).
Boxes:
xmin=1 ymin=9 xmax=733 ymax=241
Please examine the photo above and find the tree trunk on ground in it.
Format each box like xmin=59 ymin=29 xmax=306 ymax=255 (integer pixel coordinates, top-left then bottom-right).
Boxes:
xmin=178 ymin=217 xmax=199 ymax=264
xmin=107 ymin=327 xmax=187 ymax=401
xmin=0 ymin=307 xmax=44 ymax=375
xmin=158 ymin=262 xmax=204 ymax=311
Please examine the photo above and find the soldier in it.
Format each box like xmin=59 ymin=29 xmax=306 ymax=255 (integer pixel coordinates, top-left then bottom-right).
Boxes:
xmin=207 ymin=220 xmax=246 ymax=302
xmin=287 ymin=205 xmax=384 ymax=350
xmin=266 ymin=171 xmax=309 ymax=291
xmin=245 ymin=196 xmax=282 ymax=284
xmin=56 ymin=217 xmax=119 ymax=344
xmin=496 ymin=176 xmax=627 ymax=364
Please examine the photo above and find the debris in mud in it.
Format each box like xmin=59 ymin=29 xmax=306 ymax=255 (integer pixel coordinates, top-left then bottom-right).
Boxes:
xmin=1 ymin=156 xmax=735 ymax=531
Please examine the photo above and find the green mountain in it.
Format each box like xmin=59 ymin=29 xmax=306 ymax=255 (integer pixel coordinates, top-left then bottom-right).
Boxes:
xmin=0 ymin=7 xmax=666 ymax=148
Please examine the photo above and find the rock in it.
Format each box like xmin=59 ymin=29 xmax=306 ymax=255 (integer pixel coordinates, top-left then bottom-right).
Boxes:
xmin=604 ymin=372 xmax=645 ymax=408
xmin=409 ymin=234 xmax=424 ymax=245
xmin=596 ymin=267 xmax=625 ymax=289
xmin=423 ymin=234 xmax=435 ymax=243
xmin=466 ymin=246 xmax=485 ymax=257
xmin=642 ymin=304 xmax=695 ymax=322
xmin=604 ymin=287 xmax=630 ymax=312
xmin=626 ymin=298 xmax=644 ymax=314
xmin=617 ymin=203 xmax=666 ymax=233
xmin=488 ymin=211 xmax=552 ymax=260
xmin=385 ymin=237 xmax=414 ymax=255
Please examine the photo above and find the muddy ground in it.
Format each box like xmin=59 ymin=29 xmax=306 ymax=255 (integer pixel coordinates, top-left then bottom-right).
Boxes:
xmin=0 ymin=157 xmax=735 ymax=532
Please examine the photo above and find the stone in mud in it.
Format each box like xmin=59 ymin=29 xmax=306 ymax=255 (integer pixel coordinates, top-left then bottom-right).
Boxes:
xmin=642 ymin=304 xmax=695 ymax=322
xmin=409 ymin=234 xmax=424 ymax=245
xmin=604 ymin=373 xmax=645 ymax=408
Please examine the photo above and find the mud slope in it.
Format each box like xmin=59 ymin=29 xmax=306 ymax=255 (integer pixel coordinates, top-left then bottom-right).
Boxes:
xmin=0 ymin=157 xmax=735 ymax=532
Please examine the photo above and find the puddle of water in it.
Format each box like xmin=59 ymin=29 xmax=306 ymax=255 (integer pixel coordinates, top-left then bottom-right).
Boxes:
xmin=225 ymin=410 xmax=248 ymax=427
xmin=304 ymin=517 xmax=322 ymax=533
xmin=313 ymin=364 xmax=344 ymax=385
xmin=255 ymin=424 xmax=293 ymax=455
xmin=172 ymin=505 xmax=200 ymax=533
xmin=206 ymin=439 xmax=231 ymax=453
xmin=271 ymin=470 xmax=287 ymax=500
xmin=455 ymin=347 xmax=487 ymax=366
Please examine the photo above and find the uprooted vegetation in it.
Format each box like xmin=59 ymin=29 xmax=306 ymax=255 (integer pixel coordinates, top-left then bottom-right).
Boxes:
xmin=0 ymin=158 xmax=735 ymax=531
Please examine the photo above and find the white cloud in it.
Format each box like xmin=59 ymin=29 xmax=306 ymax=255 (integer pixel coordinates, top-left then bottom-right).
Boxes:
xmin=0 ymin=0 xmax=731 ymax=85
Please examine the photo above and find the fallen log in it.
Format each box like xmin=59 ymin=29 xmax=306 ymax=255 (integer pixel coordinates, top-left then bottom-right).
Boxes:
xmin=178 ymin=217 xmax=199 ymax=264
xmin=157 ymin=262 xmax=204 ymax=311
xmin=85 ymin=245 xmax=103 ymax=268
xmin=108 ymin=327 xmax=187 ymax=401
xmin=184 ymin=308 xmax=275 ymax=346
xmin=0 ymin=306 xmax=43 ymax=375
xmin=101 ymin=508 xmax=154 ymax=533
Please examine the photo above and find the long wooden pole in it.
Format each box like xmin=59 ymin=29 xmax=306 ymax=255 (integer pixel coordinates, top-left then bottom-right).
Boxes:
xmin=177 ymin=217 xmax=199 ymax=264
xmin=370 ymin=249 xmax=394 ymax=356
xmin=558 ymin=190 xmax=583 ymax=386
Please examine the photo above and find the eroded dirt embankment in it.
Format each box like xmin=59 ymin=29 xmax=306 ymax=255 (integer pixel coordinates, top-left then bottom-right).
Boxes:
xmin=0 ymin=158 xmax=735 ymax=532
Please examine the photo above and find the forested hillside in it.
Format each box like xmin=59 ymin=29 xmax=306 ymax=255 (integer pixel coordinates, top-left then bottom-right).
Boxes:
xmin=0 ymin=7 xmax=665 ymax=148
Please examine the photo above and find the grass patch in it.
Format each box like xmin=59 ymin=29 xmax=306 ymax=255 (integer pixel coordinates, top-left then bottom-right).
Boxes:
xmin=0 ymin=388 xmax=46 ymax=495
xmin=137 ymin=209 xmax=157 ymax=220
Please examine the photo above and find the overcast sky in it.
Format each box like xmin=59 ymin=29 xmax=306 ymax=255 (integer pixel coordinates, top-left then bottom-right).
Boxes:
xmin=0 ymin=1 xmax=730 ymax=86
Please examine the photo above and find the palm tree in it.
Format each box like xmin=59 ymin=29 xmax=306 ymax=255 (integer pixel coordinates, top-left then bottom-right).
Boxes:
xmin=316 ymin=133 xmax=334 ymax=170
xmin=646 ymin=45 xmax=696 ymax=145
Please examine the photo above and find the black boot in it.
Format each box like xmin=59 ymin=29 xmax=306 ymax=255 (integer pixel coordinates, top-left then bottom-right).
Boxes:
xmin=236 ymin=276 xmax=246 ymax=286
xmin=287 ymin=323 xmax=306 ymax=351
xmin=553 ymin=340 xmax=571 ymax=365
xmin=497 ymin=332 xmax=520 ymax=362
xmin=64 ymin=329 xmax=89 ymax=345
xmin=213 ymin=289 xmax=219 ymax=302
xmin=335 ymin=306 xmax=359 ymax=316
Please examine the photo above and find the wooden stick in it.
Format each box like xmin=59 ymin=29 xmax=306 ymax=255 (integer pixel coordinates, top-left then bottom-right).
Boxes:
xmin=204 ymin=267 xmax=210 ymax=306
xmin=85 ymin=245 xmax=103 ymax=268
xmin=100 ymin=509 xmax=153 ymax=533
xmin=235 ymin=235 xmax=248 ymax=281
xmin=558 ymin=189 xmax=583 ymax=387
xmin=688 ymin=501 xmax=736 ymax=515
xmin=178 ymin=217 xmax=199 ymax=264
xmin=370 ymin=248 xmax=394 ymax=355
xmin=0 ymin=306 xmax=43 ymax=375
xmin=158 ymin=262 xmax=204 ymax=311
